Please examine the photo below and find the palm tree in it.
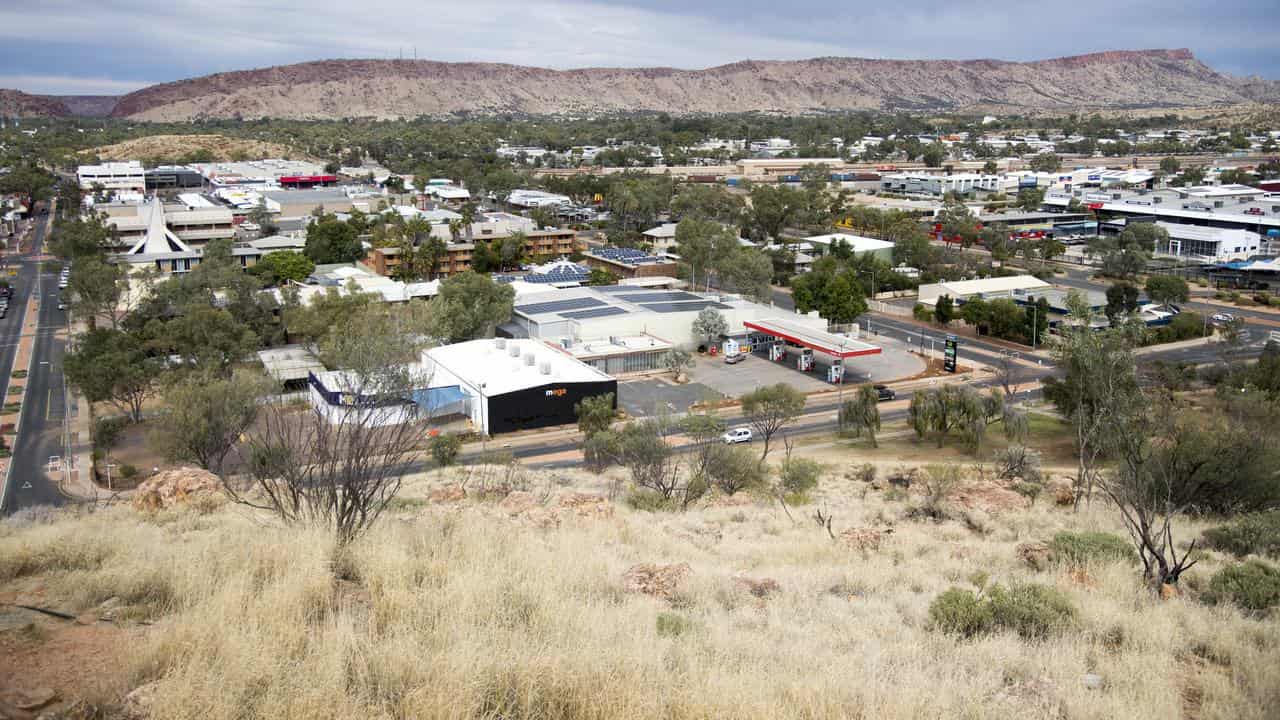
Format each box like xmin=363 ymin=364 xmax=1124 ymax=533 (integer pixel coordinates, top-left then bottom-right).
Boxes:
xmin=459 ymin=203 xmax=478 ymax=241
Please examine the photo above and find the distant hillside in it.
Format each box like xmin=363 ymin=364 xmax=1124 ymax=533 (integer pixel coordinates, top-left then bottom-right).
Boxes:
xmin=54 ymin=95 xmax=119 ymax=117
xmin=0 ymin=89 xmax=69 ymax=117
xmin=106 ymin=49 xmax=1280 ymax=121
xmin=81 ymin=134 xmax=318 ymax=163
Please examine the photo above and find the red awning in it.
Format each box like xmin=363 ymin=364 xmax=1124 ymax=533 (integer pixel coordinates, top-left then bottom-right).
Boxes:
xmin=743 ymin=319 xmax=881 ymax=359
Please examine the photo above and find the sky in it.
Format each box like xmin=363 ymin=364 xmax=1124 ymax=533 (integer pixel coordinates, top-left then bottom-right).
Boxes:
xmin=0 ymin=0 xmax=1277 ymax=95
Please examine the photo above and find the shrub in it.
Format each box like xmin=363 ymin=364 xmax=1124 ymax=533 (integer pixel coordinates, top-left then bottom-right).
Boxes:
xmin=656 ymin=612 xmax=692 ymax=638
xmin=429 ymin=433 xmax=462 ymax=468
xmin=995 ymin=445 xmax=1042 ymax=482
xmin=118 ymin=464 xmax=139 ymax=480
xmin=927 ymin=588 xmax=993 ymax=638
xmin=1202 ymin=561 xmax=1280 ymax=613
xmin=707 ymin=444 xmax=764 ymax=495
xmin=1013 ymin=481 xmax=1042 ymax=503
xmin=94 ymin=416 xmax=128 ymax=454
xmin=1048 ymin=531 xmax=1135 ymax=566
xmin=1202 ymin=511 xmax=1280 ymax=559
xmin=849 ymin=463 xmax=877 ymax=483
xmin=986 ymin=583 xmax=1077 ymax=639
xmin=779 ymin=457 xmax=821 ymax=496
xmin=928 ymin=582 xmax=1076 ymax=640
xmin=625 ymin=489 xmax=672 ymax=512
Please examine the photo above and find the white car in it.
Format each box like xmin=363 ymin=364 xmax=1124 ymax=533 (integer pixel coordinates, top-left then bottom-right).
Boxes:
xmin=1211 ymin=313 xmax=1235 ymax=324
xmin=722 ymin=428 xmax=753 ymax=444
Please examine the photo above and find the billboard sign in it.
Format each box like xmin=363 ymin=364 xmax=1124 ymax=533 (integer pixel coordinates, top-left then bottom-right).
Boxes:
xmin=943 ymin=335 xmax=958 ymax=373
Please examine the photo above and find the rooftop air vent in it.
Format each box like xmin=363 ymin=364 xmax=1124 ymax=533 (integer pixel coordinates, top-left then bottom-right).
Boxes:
xmin=495 ymin=338 xmax=506 ymax=349
xmin=523 ymin=352 xmax=536 ymax=366
xmin=508 ymin=344 xmax=520 ymax=358
xmin=539 ymin=361 xmax=551 ymax=375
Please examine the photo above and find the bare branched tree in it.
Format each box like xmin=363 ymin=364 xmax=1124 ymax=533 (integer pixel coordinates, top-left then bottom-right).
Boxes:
xmin=228 ymin=303 xmax=433 ymax=543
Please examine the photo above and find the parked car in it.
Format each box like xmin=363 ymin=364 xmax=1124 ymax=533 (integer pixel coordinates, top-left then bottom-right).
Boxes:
xmin=874 ymin=384 xmax=896 ymax=401
xmin=721 ymin=428 xmax=753 ymax=444
xmin=1211 ymin=313 xmax=1235 ymax=324
xmin=724 ymin=352 xmax=745 ymax=364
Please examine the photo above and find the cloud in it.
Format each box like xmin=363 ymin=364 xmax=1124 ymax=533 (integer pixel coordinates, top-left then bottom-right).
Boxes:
xmin=0 ymin=0 xmax=1275 ymax=95
xmin=0 ymin=75 xmax=155 ymax=96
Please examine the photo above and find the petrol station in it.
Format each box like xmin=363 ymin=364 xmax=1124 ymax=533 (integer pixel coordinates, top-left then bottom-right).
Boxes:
xmin=740 ymin=318 xmax=882 ymax=385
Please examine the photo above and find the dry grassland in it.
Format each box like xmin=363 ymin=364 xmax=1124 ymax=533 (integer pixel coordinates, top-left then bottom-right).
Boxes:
xmin=0 ymin=452 xmax=1276 ymax=719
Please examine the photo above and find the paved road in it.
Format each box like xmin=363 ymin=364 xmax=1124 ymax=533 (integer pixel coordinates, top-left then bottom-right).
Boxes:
xmin=1 ymin=215 xmax=71 ymax=514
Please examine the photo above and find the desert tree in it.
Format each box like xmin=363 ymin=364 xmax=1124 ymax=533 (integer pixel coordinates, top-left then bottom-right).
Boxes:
xmin=64 ymin=328 xmax=161 ymax=423
xmin=234 ymin=303 xmax=434 ymax=543
xmin=613 ymin=418 xmax=702 ymax=508
xmin=151 ymin=369 xmax=274 ymax=477
xmin=741 ymin=382 xmax=806 ymax=463
xmin=662 ymin=348 xmax=694 ymax=377
xmin=839 ymin=383 xmax=881 ymax=447
xmin=679 ymin=410 xmax=727 ymax=486
xmin=691 ymin=307 xmax=729 ymax=347
xmin=1042 ymin=292 xmax=1142 ymax=508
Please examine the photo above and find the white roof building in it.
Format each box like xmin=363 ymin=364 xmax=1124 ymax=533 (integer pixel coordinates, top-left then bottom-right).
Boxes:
xmin=77 ymin=161 xmax=145 ymax=192
xmin=917 ymin=275 xmax=1051 ymax=306
xmin=507 ymin=189 xmax=571 ymax=208
xmin=804 ymin=233 xmax=895 ymax=260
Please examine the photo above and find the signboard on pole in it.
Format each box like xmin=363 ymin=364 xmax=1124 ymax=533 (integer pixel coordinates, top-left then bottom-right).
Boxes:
xmin=943 ymin=335 xmax=958 ymax=373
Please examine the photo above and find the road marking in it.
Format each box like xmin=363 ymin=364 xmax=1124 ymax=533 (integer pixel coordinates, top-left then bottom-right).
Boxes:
xmin=21 ymin=481 xmax=31 ymax=489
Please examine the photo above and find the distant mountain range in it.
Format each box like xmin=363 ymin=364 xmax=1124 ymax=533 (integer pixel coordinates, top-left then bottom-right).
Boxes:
xmin=6 ymin=49 xmax=1279 ymax=121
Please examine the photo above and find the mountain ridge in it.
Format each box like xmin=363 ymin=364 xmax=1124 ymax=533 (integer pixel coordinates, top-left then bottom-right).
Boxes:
xmin=5 ymin=49 xmax=1279 ymax=121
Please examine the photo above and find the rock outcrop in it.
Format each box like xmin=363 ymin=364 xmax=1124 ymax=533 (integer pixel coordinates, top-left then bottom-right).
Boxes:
xmin=131 ymin=467 xmax=221 ymax=511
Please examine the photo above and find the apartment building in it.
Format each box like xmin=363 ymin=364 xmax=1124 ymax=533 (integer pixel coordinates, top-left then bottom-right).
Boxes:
xmin=367 ymin=228 xmax=579 ymax=279
xmin=77 ymin=161 xmax=146 ymax=192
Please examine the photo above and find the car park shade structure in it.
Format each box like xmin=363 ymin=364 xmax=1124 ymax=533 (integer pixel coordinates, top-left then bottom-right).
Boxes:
xmin=743 ymin=318 xmax=881 ymax=359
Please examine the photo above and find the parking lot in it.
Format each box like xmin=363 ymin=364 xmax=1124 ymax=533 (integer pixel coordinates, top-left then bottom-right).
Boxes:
xmin=617 ymin=377 xmax=724 ymax=418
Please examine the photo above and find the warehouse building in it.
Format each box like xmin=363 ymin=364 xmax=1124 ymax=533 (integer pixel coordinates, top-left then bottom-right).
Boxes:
xmin=422 ymin=338 xmax=617 ymax=435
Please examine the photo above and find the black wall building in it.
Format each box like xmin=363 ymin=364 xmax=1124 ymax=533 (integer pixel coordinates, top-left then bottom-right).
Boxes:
xmin=484 ymin=379 xmax=616 ymax=434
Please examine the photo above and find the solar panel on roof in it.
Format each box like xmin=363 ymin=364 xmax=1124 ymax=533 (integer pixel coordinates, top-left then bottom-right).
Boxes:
xmin=559 ymin=306 xmax=627 ymax=320
xmin=609 ymin=291 xmax=703 ymax=302
xmin=640 ymin=301 xmax=731 ymax=313
xmin=515 ymin=297 xmax=604 ymax=315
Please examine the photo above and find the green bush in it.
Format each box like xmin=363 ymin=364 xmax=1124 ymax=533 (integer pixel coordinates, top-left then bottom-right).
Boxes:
xmin=1202 ymin=561 xmax=1280 ymax=613
xmin=429 ymin=433 xmax=462 ymax=468
xmin=1202 ymin=511 xmax=1280 ymax=559
xmin=1048 ymin=531 xmax=1135 ymax=566
xmin=928 ymin=582 xmax=1076 ymax=639
xmin=118 ymin=464 xmax=139 ymax=480
xmin=779 ymin=457 xmax=822 ymax=496
xmin=986 ymin=583 xmax=1077 ymax=639
xmin=625 ymin=489 xmax=672 ymax=513
xmin=927 ymin=588 xmax=993 ymax=638
xmin=94 ymin=416 xmax=128 ymax=454
xmin=656 ymin=612 xmax=692 ymax=638
xmin=1013 ymin=481 xmax=1042 ymax=503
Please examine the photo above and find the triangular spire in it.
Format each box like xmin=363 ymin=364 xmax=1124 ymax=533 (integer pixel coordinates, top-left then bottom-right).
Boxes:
xmin=127 ymin=196 xmax=192 ymax=254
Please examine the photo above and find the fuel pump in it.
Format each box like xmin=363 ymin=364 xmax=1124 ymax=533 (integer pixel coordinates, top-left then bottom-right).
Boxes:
xmin=797 ymin=347 xmax=814 ymax=372
xmin=769 ymin=341 xmax=786 ymax=362
xmin=828 ymin=358 xmax=844 ymax=384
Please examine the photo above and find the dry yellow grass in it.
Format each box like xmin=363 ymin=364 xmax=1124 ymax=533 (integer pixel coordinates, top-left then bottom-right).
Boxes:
xmin=1 ymin=457 xmax=1277 ymax=719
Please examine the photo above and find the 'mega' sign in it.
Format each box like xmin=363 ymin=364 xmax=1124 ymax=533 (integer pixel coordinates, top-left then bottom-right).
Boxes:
xmin=943 ymin=335 xmax=958 ymax=373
